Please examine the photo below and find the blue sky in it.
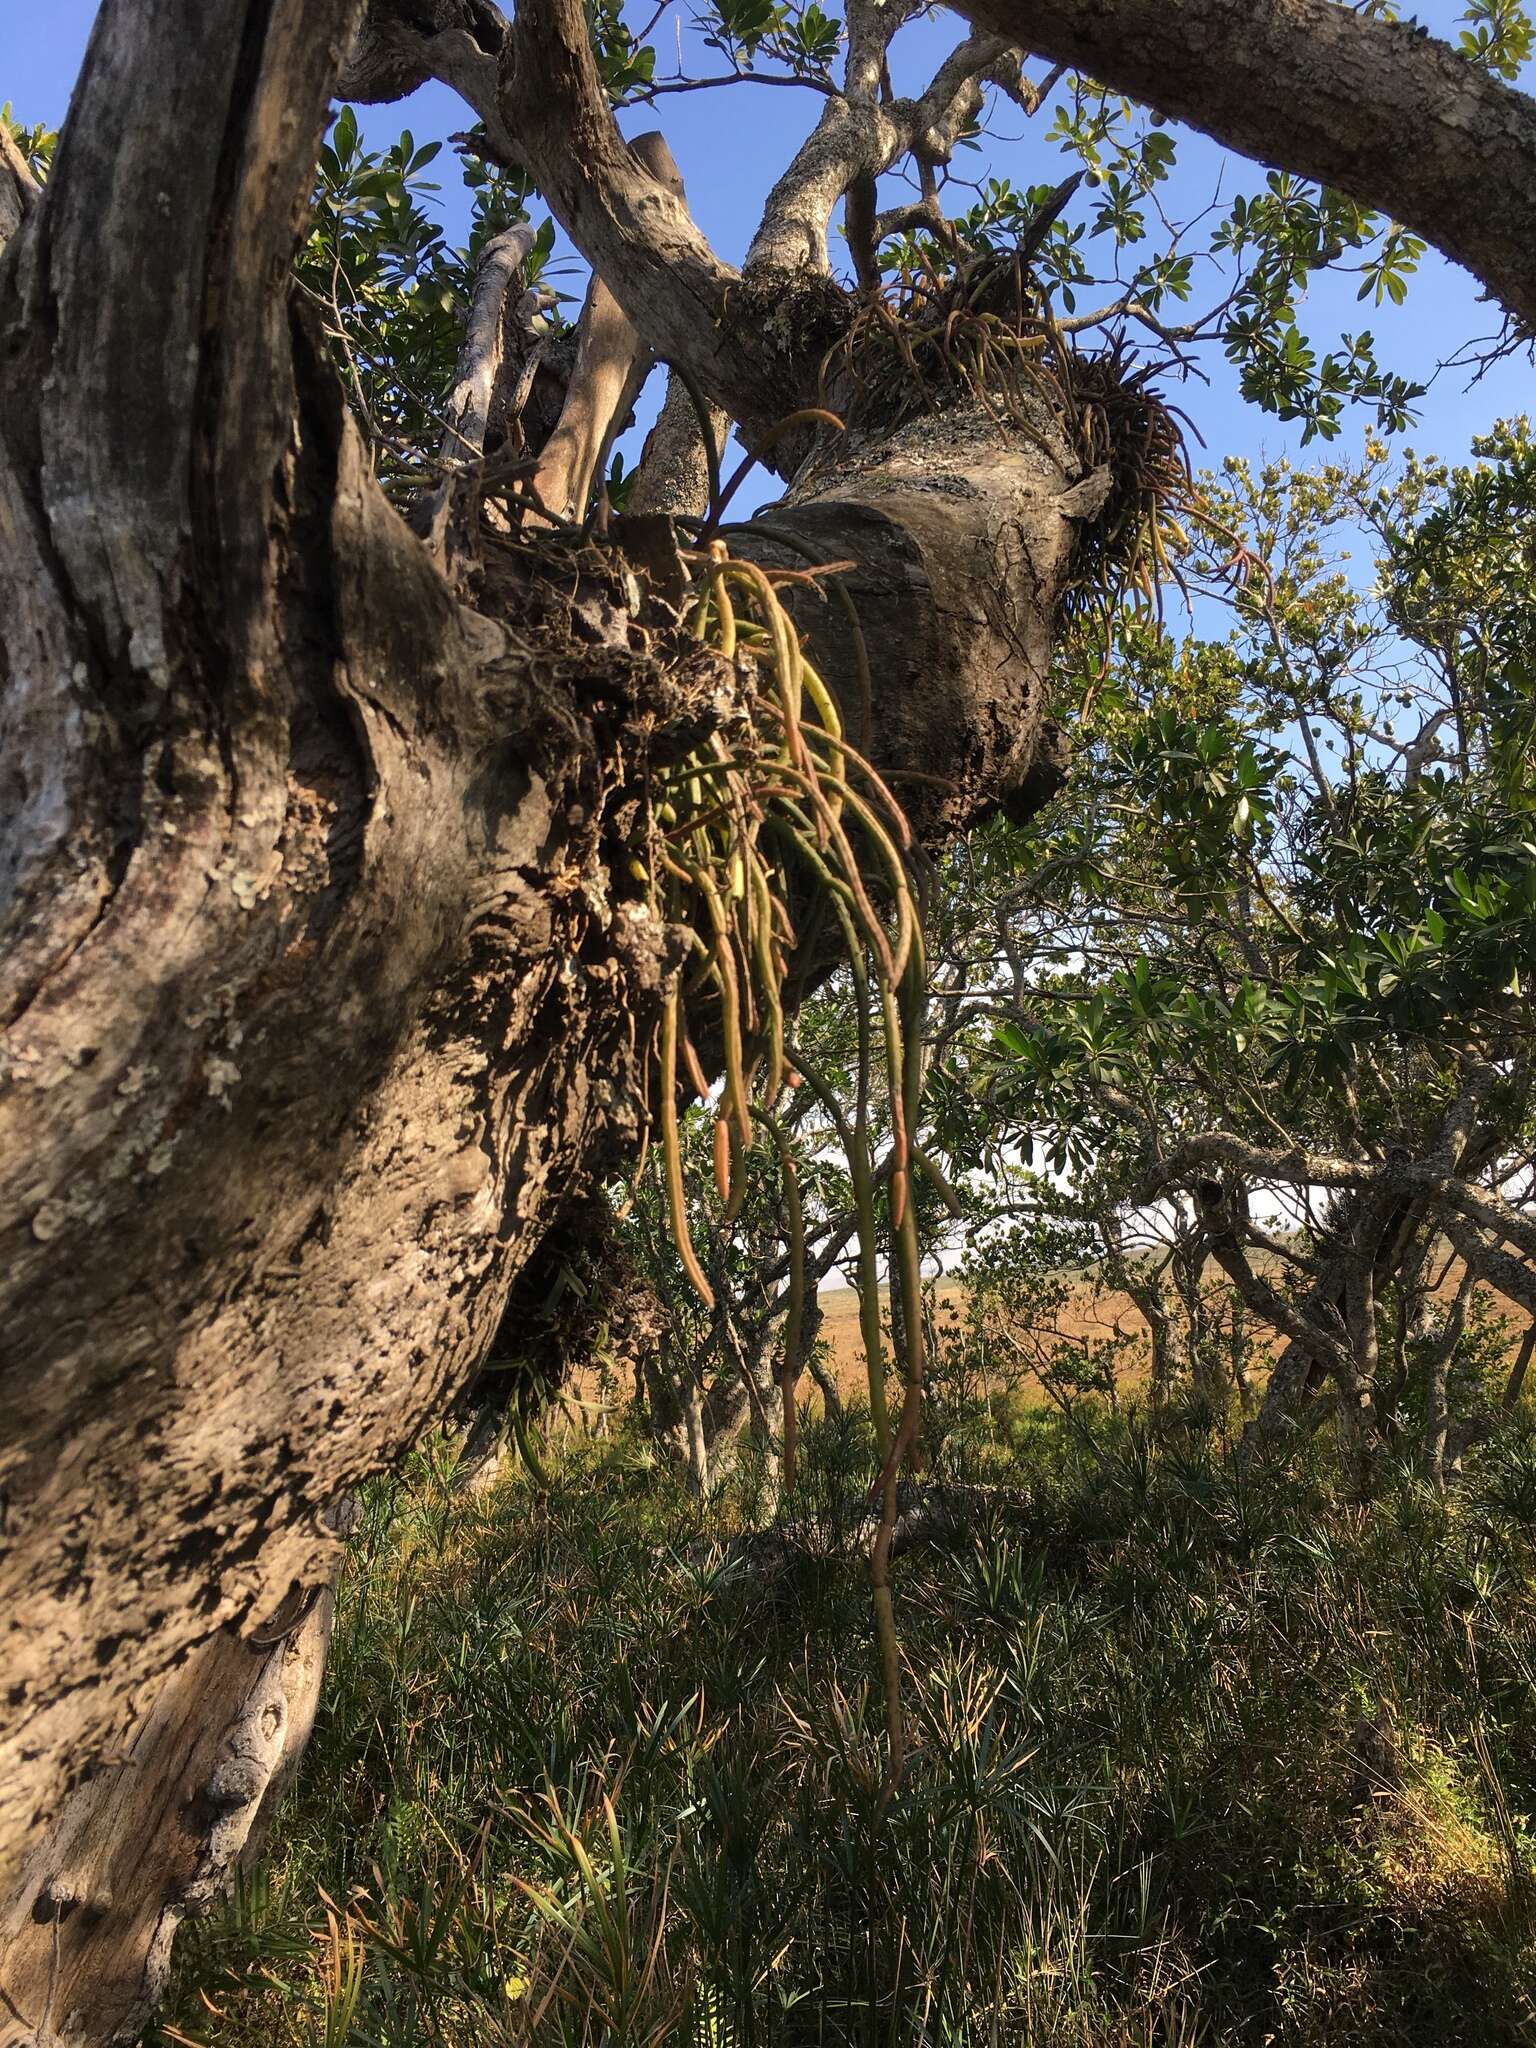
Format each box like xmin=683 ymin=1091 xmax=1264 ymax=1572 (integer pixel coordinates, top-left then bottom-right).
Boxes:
xmin=6 ymin=1 xmax=1533 ymax=500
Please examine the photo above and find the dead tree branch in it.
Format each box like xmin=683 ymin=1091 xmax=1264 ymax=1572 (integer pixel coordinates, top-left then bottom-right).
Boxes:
xmin=527 ymin=132 xmax=689 ymax=521
xmin=417 ymin=221 xmax=536 ymax=554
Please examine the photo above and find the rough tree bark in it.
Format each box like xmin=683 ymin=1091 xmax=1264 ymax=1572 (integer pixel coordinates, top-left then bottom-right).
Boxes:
xmin=0 ymin=0 xmax=704 ymax=2020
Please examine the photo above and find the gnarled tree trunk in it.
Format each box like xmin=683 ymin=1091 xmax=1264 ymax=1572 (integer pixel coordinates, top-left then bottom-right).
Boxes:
xmin=0 ymin=3 xmax=1093 ymax=2034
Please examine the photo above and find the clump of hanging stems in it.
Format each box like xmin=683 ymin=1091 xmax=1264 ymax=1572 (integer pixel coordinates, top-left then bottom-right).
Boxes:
xmin=634 ymin=289 xmax=1218 ymax=1800
xmin=642 ymin=538 xmax=927 ymax=1804
xmin=501 ymin=290 xmax=1220 ymax=1797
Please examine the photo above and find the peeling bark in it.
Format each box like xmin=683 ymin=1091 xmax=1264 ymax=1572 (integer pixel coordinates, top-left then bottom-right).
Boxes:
xmin=528 ymin=134 xmax=688 ymax=521
xmin=0 ymin=1591 xmax=336 ymax=2045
